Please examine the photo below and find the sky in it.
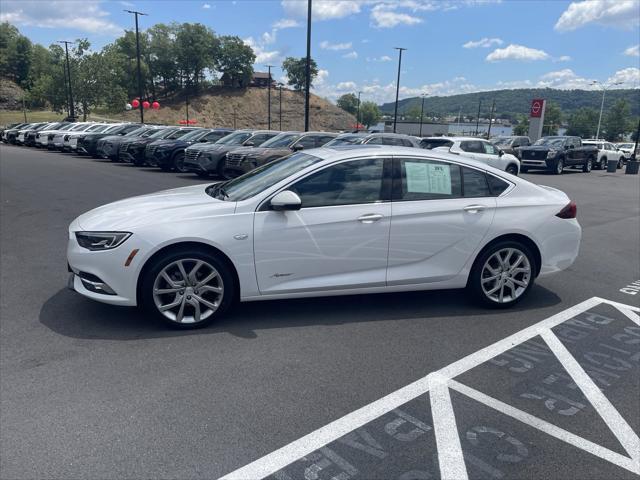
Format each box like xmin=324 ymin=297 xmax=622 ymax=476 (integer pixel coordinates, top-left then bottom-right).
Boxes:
xmin=2 ymin=0 xmax=639 ymax=104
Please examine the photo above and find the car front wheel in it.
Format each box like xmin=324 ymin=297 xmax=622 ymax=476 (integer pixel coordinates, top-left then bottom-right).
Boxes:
xmin=554 ymin=158 xmax=564 ymax=175
xmin=141 ymin=249 xmax=235 ymax=329
xmin=506 ymin=164 xmax=519 ymax=176
xmin=583 ymin=157 xmax=593 ymax=173
xmin=468 ymin=241 xmax=535 ymax=308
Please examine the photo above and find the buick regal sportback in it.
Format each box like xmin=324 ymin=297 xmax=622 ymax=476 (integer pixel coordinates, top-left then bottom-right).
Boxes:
xmin=67 ymin=146 xmax=581 ymax=329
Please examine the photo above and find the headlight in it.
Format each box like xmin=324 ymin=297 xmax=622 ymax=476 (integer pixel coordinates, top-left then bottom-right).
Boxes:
xmin=547 ymin=149 xmax=558 ymax=158
xmin=75 ymin=232 xmax=131 ymax=251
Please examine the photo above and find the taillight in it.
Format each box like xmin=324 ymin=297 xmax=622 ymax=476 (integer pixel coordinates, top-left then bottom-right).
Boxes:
xmin=556 ymin=201 xmax=577 ymax=219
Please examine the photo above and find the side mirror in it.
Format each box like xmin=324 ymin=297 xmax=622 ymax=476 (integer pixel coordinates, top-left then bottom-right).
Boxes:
xmin=498 ymin=150 xmax=504 ymax=157
xmin=292 ymin=144 xmax=304 ymax=151
xmin=244 ymin=141 xmax=255 ymax=147
xmin=270 ymin=190 xmax=302 ymax=211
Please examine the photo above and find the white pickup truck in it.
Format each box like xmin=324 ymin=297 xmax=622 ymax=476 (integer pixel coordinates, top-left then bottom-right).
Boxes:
xmin=582 ymin=140 xmax=626 ymax=169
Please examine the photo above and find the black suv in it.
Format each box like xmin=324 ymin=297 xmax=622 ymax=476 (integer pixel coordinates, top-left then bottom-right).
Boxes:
xmin=145 ymin=128 xmax=234 ymax=172
xmin=76 ymin=123 xmax=140 ymax=157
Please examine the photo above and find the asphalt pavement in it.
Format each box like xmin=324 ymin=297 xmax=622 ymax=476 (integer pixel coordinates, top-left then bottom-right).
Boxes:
xmin=0 ymin=144 xmax=638 ymax=479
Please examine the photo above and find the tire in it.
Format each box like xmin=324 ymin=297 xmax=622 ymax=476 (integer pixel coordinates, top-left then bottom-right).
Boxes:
xmin=583 ymin=157 xmax=593 ymax=173
xmin=506 ymin=164 xmax=519 ymax=176
xmin=174 ymin=151 xmax=187 ymax=173
xmin=554 ymin=158 xmax=564 ymax=175
xmin=140 ymin=248 xmax=235 ymax=329
xmin=468 ymin=240 xmax=536 ymax=308
xmin=216 ymin=159 xmax=227 ymax=179
xmin=618 ymin=157 xmax=624 ymax=169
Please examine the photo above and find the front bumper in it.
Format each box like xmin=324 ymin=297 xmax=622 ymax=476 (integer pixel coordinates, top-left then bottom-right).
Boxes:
xmin=145 ymin=148 xmax=172 ymax=167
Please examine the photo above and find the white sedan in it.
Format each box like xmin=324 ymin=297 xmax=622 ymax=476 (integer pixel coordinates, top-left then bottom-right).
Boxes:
xmin=67 ymin=146 xmax=581 ymax=328
xmin=424 ymin=136 xmax=521 ymax=175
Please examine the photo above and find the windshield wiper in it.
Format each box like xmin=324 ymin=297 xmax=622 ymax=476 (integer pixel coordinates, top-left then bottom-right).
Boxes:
xmin=208 ymin=181 xmax=229 ymax=200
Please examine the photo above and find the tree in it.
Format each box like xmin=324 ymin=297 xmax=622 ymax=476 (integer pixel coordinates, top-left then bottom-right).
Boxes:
xmin=216 ymin=35 xmax=255 ymax=87
xmin=147 ymin=23 xmax=179 ymax=96
xmin=565 ymin=107 xmax=599 ymax=138
xmin=282 ymin=56 xmax=318 ymax=91
xmin=360 ymin=101 xmax=380 ymax=127
xmin=543 ymin=101 xmax=562 ymax=135
xmin=512 ymin=114 xmax=529 ymax=136
xmin=174 ymin=23 xmax=219 ymax=90
xmin=603 ymin=99 xmax=631 ymax=141
xmin=336 ymin=93 xmax=358 ymax=115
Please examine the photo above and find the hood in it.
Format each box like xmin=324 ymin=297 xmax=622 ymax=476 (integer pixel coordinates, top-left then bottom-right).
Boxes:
xmin=75 ymin=184 xmax=236 ymax=231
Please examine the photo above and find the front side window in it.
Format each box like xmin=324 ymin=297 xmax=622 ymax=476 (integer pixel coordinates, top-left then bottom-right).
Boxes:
xmin=383 ymin=136 xmax=404 ymax=146
xmin=261 ymin=133 xmax=300 ymax=148
xmin=483 ymin=142 xmax=498 ymax=155
xmin=315 ymin=135 xmax=337 ymax=147
xmin=294 ymin=135 xmax=318 ymax=149
xmin=365 ymin=136 xmax=383 ymax=145
xmin=460 ymin=141 xmax=484 ymax=153
xmin=394 ymin=158 xmax=462 ymax=201
xmin=250 ymin=133 xmax=277 ymax=145
xmin=289 ymin=158 xmax=386 ymax=208
xmin=204 ymin=131 xmax=230 ymax=142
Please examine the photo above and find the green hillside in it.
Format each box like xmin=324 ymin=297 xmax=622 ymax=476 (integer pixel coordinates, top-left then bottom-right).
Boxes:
xmin=379 ymin=88 xmax=640 ymax=120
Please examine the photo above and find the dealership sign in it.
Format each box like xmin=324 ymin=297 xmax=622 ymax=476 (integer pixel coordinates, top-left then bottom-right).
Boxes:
xmin=528 ymin=98 xmax=546 ymax=142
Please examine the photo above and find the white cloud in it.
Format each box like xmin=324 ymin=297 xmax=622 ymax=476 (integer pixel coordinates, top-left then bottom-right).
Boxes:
xmin=262 ymin=31 xmax=277 ymax=45
xmin=320 ymin=40 xmax=353 ymax=51
xmin=0 ymin=0 xmax=122 ymax=35
xmin=370 ymin=4 xmax=423 ymax=27
xmin=463 ymin=37 xmax=503 ymax=48
xmin=606 ymin=67 xmax=640 ymax=87
xmin=537 ymin=69 xmax=593 ymax=89
xmin=272 ymin=18 xmax=300 ymax=29
xmin=315 ymin=69 xmax=330 ymax=86
xmin=119 ymin=1 xmax=134 ymax=6
xmin=202 ymin=3 xmax=211 ymax=9
xmin=336 ymin=81 xmax=357 ymax=90
xmin=366 ymin=55 xmax=393 ymax=62
xmin=243 ymin=36 xmax=281 ymax=64
xmin=342 ymin=51 xmax=358 ymax=59
xmin=555 ymin=0 xmax=640 ymax=31
xmin=281 ymin=0 xmax=362 ymax=20
xmin=486 ymin=44 xmax=549 ymax=62
xmin=555 ymin=55 xmax=572 ymax=62
xmin=624 ymin=45 xmax=640 ymax=57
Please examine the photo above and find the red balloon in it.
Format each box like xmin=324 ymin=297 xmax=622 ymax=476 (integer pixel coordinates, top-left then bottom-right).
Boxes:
xmin=142 ymin=101 xmax=150 ymax=109
xmin=152 ymin=101 xmax=160 ymax=110
xmin=131 ymin=99 xmax=140 ymax=108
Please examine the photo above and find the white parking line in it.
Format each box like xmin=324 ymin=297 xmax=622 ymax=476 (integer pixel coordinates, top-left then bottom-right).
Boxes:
xmin=220 ymin=297 xmax=640 ymax=480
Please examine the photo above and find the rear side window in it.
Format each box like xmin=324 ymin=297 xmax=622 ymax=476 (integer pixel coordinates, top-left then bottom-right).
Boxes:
xmin=250 ymin=133 xmax=274 ymax=145
xmin=487 ymin=174 xmax=510 ymax=196
xmin=315 ymin=135 xmax=337 ymax=147
xmin=460 ymin=141 xmax=484 ymax=153
xmin=401 ymin=139 xmax=414 ymax=147
xmin=365 ymin=136 xmax=382 ymax=145
xmin=462 ymin=167 xmax=491 ymax=197
xmin=294 ymin=135 xmax=318 ymax=149
xmin=204 ymin=131 xmax=229 ymax=142
xmin=394 ymin=158 xmax=462 ymax=201
xmin=383 ymin=136 xmax=404 ymax=146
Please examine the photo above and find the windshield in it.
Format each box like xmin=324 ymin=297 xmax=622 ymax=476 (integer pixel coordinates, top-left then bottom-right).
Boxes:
xmin=326 ymin=134 xmax=365 ymax=146
xmin=215 ymin=131 xmax=252 ymax=145
xmin=492 ymin=137 xmax=512 ymax=146
xmin=166 ymin=128 xmax=195 ymax=140
xmin=179 ymin=129 xmax=207 ymax=141
xmin=125 ymin=127 xmax=146 ymax=137
xmin=260 ymin=133 xmax=300 ymax=148
xmin=102 ymin=125 xmax=122 ymax=134
xmin=533 ymin=137 xmax=565 ymax=147
xmin=149 ymin=128 xmax=175 ymax=139
xmin=210 ymin=152 xmax=321 ymax=201
xmin=88 ymin=125 xmax=109 ymax=133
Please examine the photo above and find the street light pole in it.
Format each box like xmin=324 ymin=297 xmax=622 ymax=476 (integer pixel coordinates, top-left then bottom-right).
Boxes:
xmin=419 ymin=93 xmax=427 ymax=137
xmin=278 ymin=83 xmax=283 ymax=130
xmin=475 ymin=98 xmax=482 ymax=136
xmin=303 ymin=0 xmax=312 ymax=132
xmin=592 ymin=80 xmax=623 ymax=140
xmin=58 ymin=41 xmax=75 ymax=120
xmin=393 ymin=47 xmax=406 ymax=133
xmin=125 ymin=9 xmax=148 ymax=124
xmin=266 ymin=65 xmax=274 ymax=129
xmin=487 ymin=99 xmax=496 ymax=139
xmin=356 ymin=91 xmax=362 ymax=132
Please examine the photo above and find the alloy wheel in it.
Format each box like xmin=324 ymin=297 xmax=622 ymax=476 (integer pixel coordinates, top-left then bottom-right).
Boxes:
xmin=555 ymin=159 xmax=563 ymax=174
xmin=480 ymin=248 xmax=531 ymax=304
xmin=152 ymin=258 xmax=224 ymax=324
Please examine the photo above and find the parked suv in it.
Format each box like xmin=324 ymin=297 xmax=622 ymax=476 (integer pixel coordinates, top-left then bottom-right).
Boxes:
xmin=97 ymin=125 xmax=161 ymax=160
xmin=120 ymin=127 xmax=197 ymax=165
xmin=616 ymin=142 xmax=635 ymax=160
xmin=76 ymin=123 xmax=140 ymax=157
xmin=491 ymin=136 xmax=531 ymax=157
xmin=184 ymin=130 xmax=280 ymax=177
xmin=223 ymin=131 xmax=338 ymax=178
xmin=25 ymin=122 xmax=68 ymax=147
xmin=582 ymin=140 xmax=625 ymax=170
xmin=518 ymin=136 xmax=598 ymax=174
xmin=327 ymin=132 xmax=422 ymax=147
xmin=423 ymin=136 xmax=521 ymax=175
xmin=145 ymin=128 xmax=234 ymax=172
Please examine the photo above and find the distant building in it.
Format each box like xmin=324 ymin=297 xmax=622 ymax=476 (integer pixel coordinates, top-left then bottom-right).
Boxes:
xmin=220 ymin=71 xmax=276 ymax=88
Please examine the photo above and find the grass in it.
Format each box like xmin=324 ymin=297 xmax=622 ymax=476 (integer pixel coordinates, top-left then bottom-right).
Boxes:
xmin=0 ymin=110 xmax=65 ymax=125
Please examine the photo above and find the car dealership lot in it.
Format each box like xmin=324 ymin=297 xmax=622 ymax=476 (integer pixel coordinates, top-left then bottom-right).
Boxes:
xmin=1 ymin=144 xmax=638 ymax=479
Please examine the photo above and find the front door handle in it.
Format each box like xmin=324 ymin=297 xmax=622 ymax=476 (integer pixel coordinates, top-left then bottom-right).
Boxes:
xmin=463 ymin=204 xmax=486 ymax=213
xmin=357 ymin=213 xmax=384 ymax=223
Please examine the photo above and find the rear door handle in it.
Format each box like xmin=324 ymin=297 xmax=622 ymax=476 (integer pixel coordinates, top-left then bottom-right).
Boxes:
xmin=357 ymin=213 xmax=384 ymax=223
xmin=463 ymin=204 xmax=486 ymax=213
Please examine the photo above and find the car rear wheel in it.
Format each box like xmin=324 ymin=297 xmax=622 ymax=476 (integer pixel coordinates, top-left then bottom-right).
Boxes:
xmin=468 ymin=241 xmax=535 ymax=308
xmin=598 ymin=157 xmax=607 ymax=170
xmin=554 ymin=159 xmax=564 ymax=175
xmin=583 ymin=157 xmax=593 ymax=173
xmin=174 ymin=151 xmax=187 ymax=173
xmin=141 ymin=249 xmax=235 ymax=329
xmin=506 ymin=164 xmax=519 ymax=176
xmin=618 ymin=157 xmax=624 ymax=169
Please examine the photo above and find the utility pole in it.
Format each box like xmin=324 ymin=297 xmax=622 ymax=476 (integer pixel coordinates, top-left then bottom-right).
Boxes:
xmin=22 ymin=96 xmax=27 ymax=122
xmin=591 ymin=80 xmax=623 ymax=140
xmin=456 ymin=107 xmax=462 ymax=132
xmin=487 ymin=99 xmax=496 ymax=139
xmin=419 ymin=93 xmax=428 ymax=137
xmin=58 ymin=41 xmax=75 ymax=120
xmin=393 ymin=47 xmax=406 ymax=133
xmin=633 ymin=118 xmax=640 ymax=160
xmin=125 ymin=9 xmax=148 ymax=124
xmin=356 ymin=91 xmax=362 ymax=132
xmin=266 ymin=65 xmax=274 ymax=129
xmin=185 ymin=80 xmax=189 ymax=124
xmin=475 ymin=98 xmax=482 ymax=136
xmin=278 ymin=83 xmax=283 ymax=130
xmin=303 ymin=0 xmax=312 ymax=132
